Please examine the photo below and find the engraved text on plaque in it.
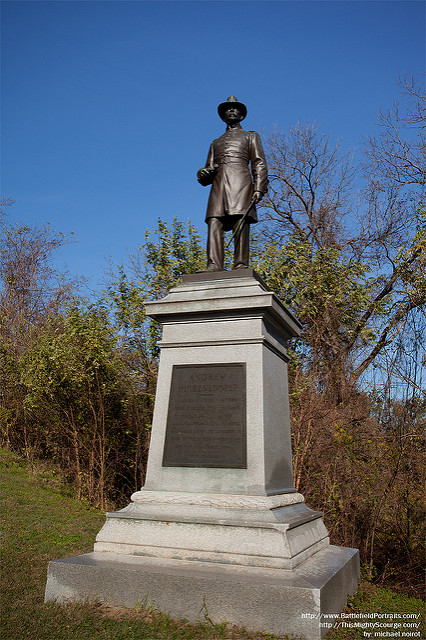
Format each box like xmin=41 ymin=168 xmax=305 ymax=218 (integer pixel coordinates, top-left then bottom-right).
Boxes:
xmin=162 ymin=364 xmax=246 ymax=468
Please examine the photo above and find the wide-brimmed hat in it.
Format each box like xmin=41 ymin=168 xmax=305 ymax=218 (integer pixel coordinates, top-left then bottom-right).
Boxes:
xmin=217 ymin=96 xmax=247 ymax=121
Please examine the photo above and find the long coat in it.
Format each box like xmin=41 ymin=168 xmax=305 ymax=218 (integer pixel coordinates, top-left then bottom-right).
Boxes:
xmin=200 ymin=125 xmax=268 ymax=231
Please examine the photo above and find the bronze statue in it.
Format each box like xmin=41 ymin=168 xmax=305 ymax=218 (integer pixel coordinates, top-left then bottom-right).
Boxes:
xmin=197 ymin=96 xmax=268 ymax=271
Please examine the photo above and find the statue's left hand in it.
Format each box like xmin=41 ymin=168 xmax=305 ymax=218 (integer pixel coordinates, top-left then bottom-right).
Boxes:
xmin=252 ymin=191 xmax=263 ymax=204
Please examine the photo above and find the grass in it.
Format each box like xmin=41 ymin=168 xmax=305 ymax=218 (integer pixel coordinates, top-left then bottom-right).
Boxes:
xmin=1 ymin=448 xmax=424 ymax=640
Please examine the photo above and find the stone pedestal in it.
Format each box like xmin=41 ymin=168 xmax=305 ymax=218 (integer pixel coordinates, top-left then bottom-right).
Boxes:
xmin=45 ymin=269 xmax=359 ymax=640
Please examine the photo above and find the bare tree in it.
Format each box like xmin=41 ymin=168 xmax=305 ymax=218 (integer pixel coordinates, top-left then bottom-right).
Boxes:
xmin=0 ymin=208 xmax=82 ymax=453
xmin=0 ymin=218 xmax=81 ymax=355
xmin=261 ymin=122 xmax=355 ymax=249
xmin=365 ymin=74 xmax=425 ymax=189
xmin=256 ymin=77 xmax=425 ymax=396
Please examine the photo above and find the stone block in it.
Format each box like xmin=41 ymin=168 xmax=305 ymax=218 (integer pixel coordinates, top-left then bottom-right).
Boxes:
xmin=45 ymin=545 xmax=360 ymax=640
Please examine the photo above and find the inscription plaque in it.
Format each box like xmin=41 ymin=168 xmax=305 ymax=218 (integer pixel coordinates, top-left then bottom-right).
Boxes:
xmin=162 ymin=364 xmax=246 ymax=468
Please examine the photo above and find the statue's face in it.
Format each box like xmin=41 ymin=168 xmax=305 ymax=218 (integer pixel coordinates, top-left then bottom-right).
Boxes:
xmin=223 ymin=107 xmax=244 ymax=124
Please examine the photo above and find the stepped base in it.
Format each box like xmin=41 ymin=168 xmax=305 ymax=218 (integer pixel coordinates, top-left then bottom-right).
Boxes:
xmin=93 ymin=490 xmax=329 ymax=570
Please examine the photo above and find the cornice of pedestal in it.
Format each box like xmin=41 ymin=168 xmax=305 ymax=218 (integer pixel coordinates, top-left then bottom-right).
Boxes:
xmin=145 ymin=271 xmax=302 ymax=339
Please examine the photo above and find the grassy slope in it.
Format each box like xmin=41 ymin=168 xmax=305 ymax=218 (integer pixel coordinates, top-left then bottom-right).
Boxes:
xmin=0 ymin=449 xmax=424 ymax=640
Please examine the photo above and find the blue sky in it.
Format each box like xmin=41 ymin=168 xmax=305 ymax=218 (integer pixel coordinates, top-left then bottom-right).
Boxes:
xmin=1 ymin=0 xmax=424 ymax=291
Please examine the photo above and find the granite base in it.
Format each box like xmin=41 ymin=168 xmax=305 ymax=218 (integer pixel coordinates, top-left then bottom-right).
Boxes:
xmin=45 ymin=545 xmax=359 ymax=640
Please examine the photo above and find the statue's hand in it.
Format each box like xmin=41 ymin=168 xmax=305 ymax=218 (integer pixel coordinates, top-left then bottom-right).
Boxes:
xmin=197 ymin=167 xmax=217 ymax=186
xmin=197 ymin=168 xmax=210 ymax=180
xmin=252 ymin=191 xmax=263 ymax=204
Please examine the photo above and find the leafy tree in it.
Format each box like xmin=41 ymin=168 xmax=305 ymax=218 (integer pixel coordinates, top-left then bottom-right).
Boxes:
xmin=21 ymin=304 xmax=147 ymax=508
xmin=106 ymin=217 xmax=206 ymax=357
xmin=142 ymin=218 xmax=206 ymax=298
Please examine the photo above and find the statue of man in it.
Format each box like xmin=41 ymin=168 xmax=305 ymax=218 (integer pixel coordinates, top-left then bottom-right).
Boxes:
xmin=197 ymin=96 xmax=268 ymax=272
